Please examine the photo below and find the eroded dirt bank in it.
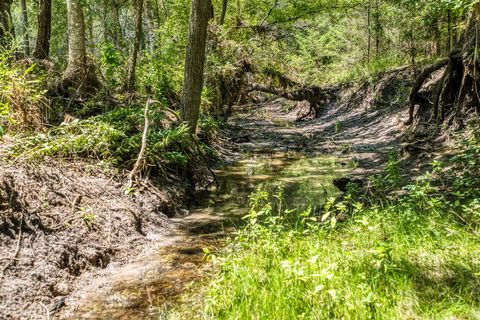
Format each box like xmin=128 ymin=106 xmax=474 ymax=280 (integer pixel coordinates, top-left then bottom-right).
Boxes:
xmin=226 ymin=69 xmax=415 ymax=177
xmin=0 ymin=69 xmax=420 ymax=319
xmin=0 ymin=160 xmax=191 ymax=319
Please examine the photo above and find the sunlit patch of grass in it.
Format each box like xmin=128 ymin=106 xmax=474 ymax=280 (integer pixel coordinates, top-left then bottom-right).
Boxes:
xmin=167 ymin=202 xmax=480 ymax=320
xmin=166 ymin=132 xmax=480 ymax=319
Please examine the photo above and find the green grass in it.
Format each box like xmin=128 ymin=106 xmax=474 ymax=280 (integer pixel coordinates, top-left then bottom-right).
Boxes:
xmin=166 ymin=132 xmax=480 ymax=320
xmin=170 ymin=205 xmax=480 ymax=319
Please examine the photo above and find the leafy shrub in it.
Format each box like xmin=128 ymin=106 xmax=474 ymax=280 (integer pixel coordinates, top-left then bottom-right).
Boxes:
xmin=8 ymin=106 xmax=194 ymax=169
xmin=0 ymin=52 xmax=49 ymax=131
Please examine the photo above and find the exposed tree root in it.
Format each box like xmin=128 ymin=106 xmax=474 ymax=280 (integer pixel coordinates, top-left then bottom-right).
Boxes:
xmin=407 ymin=5 xmax=480 ymax=128
xmin=247 ymin=83 xmax=339 ymax=117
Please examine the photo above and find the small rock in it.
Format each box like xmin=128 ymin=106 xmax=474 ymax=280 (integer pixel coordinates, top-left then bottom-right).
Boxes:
xmin=333 ymin=177 xmax=363 ymax=193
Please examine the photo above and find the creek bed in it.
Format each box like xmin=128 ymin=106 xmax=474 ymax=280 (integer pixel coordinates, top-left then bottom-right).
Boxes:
xmin=67 ymin=152 xmax=348 ymax=319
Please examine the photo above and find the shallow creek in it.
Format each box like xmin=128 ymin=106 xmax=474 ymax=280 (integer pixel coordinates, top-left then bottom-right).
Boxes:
xmin=68 ymin=153 xmax=348 ymax=319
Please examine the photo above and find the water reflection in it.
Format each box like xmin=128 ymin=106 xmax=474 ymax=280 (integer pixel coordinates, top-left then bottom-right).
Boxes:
xmin=181 ymin=153 xmax=348 ymax=235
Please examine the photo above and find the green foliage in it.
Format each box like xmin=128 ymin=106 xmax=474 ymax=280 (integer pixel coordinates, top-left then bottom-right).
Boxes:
xmin=99 ymin=42 xmax=125 ymax=88
xmin=168 ymin=128 xmax=480 ymax=319
xmin=8 ymin=106 xmax=195 ymax=169
xmin=0 ymin=52 xmax=48 ymax=131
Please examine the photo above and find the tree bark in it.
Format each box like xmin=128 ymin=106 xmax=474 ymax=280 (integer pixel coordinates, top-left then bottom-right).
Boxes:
xmin=33 ymin=0 xmax=51 ymax=59
xmin=181 ymin=0 xmax=212 ymax=133
xmin=66 ymin=0 xmax=87 ymax=74
xmin=62 ymin=0 xmax=100 ymax=95
xmin=112 ymin=0 xmax=124 ymax=49
xmin=125 ymin=0 xmax=144 ymax=92
xmin=374 ymin=0 xmax=380 ymax=56
xmin=405 ymin=57 xmax=450 ymax=124
xmin=366 ymin=0 xmax=371 ymax=61
xmin=20 ymin=0 xmax=30 ymax=56
xmin=219 ymin=0 xmax=227 ymax=25
xmin=0 ymin=0 xmax=14 ymax=48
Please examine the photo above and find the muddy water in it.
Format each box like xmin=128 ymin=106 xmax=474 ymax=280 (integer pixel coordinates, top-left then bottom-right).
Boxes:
xmin=69 ymin=153 xmax=347 ymax=319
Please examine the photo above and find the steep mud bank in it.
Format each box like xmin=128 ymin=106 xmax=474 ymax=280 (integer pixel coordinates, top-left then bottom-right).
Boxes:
xmin=0 ymin=160 xmax=188 ymax=319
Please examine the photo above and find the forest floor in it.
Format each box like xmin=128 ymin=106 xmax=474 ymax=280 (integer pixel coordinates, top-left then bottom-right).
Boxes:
xmin=0 ymin=68 xmax=435 ymax=319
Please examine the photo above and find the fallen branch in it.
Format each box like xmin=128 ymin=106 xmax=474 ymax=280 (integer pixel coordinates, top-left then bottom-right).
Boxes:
xmin=247 ymin=83 xmax=339 ymax=117
xmin=128 ymin=99 xmax=152 ymax=188
xmin=127 ymin=99 xmax=181 ymax=188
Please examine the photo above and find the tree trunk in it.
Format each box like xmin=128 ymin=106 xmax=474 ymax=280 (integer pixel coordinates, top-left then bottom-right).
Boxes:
xmin=374 ymin=0 xmax=380 ymax=56
xmin=219 ymin=0 xmax=227 ymax=25
xmin=0 ymin=0 xmax=14 ymax=48
xmin=33 ymin=0 xmax=51 ymax=59
xmin=66 ymin=0 xmax=87 ymax=74
xmin=20 ymin=0 xmax=30 ymax=56
xmin=366 ymin=0 xmax=371 ymax=61
xmin=62 ymin=0 xmax=99 ymax=95
xmin=112 ymin=0 xmax=124 ymax=49
xmin=86 ymin=4 xmax=94 ymax=46
xmin=125 ymin=0 xmax=144 ymax=92
xmin=181 ymin=0 xmax=212 ymax=133
xmin=447 ymin=10 xmax=452 ymax=52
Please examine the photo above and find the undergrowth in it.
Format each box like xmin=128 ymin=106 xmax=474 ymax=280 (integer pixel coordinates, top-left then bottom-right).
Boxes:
xmin=0 ymin=52 xmax=49 ymax=132
xmin=167 ymin=127 xmax=480 ymax=319
xmin=7 ymin=105 xmax=219 ymax=169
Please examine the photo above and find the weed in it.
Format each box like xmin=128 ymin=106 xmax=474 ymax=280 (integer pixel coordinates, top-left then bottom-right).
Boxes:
xmin=167 ymin=130 xmax=480 ymax=319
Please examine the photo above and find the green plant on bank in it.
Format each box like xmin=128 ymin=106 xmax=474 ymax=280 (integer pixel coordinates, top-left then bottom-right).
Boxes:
xmin=6 ymin=104 xmax=218 ymax=169
xmin=0 ymin=51 xmax=48 ymax=132
xmin=166 ymin=130 xmax=480 ymax=320
xmin=79 ymin=207 xmax=96 ymax=229
xmin=334 ymin=121 xmax=341 ymax=134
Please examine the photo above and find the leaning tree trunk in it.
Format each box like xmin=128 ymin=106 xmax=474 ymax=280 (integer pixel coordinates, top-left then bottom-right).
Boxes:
xmin=124 ymin=0 xmax=144 ymax=92
xmin=33 ymin=0 xmax=52 ymax=59
xmin=20 ymin=0 xmax=30 ymax=56
xmin=0 ymin=0 xmax=14 ymax=48
xmin=406 ymin=4 xmax=480 ymax=128
xmin=62 ymin=0 xmax=100 ymax=96
xmin=219 ymin=0 xmax=227 ymax=25
xmin=180 ymin=0 xmax=212 ymax=133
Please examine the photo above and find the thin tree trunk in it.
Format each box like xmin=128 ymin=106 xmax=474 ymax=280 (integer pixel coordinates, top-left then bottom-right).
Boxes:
xmin=63 ymin=0 xmax=99 ymax=94
xmin=112 ymin=0 xmax=124 ymax=49
xmin=33 ymin=0 xmax=51 ymax=59
xmin=447 ymin=10 xmax=452 ymax=52
xmin=125 ymin=0 xmax=144 ymax=92
xmin=432 ymin=16 xmax=441 ymax=56
xmin=20 ymin=0 xmax=30 ymax=56
xmin=181 ymin=0 xmax=212 ymax=133
xmin=219 ymin=0 xmax=227 ymax=25
xmin=102 ymin=0 xmax=109 ymax=43
xmin=409 ymin=28 xmax=417 ymax=77
xmin=367 ymin=0 xmax=371 ymax=62
xmin=374 ymin=0 xmax=380 ymax=56
xmin=86 ymin=4 xmax=94 ymax=46
xmin=0 ymin=0 xmax=14 ymax=48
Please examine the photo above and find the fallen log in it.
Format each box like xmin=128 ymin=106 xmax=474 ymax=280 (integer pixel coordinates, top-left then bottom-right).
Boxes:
xmin=247 ymin=83 xmax=339 ymax=117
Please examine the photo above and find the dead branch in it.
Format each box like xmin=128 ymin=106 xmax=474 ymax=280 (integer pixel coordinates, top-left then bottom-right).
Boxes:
xmin=247 ymin=83 xmax=338 ymax=117
xmin=128 ymin=99 xmax=151 ymax=187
